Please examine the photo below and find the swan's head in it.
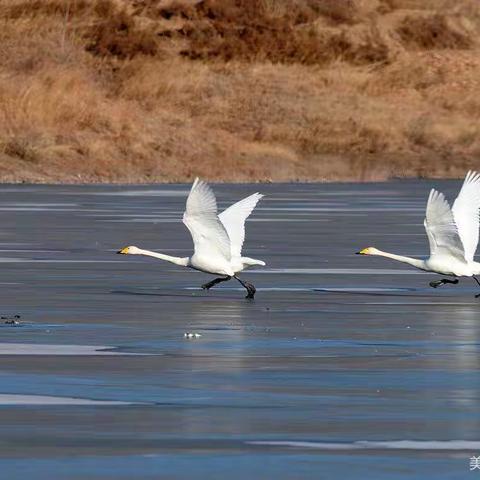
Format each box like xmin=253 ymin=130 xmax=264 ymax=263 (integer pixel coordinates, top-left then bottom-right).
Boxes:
xmin=356 ymin=247 xmax=381 ymax=256
xmin=117 ymin=245 xmax=141 ymax=255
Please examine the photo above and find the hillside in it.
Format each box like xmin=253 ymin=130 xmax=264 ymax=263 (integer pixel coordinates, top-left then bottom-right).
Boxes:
xmin=0 ymin=0 xmax=479 ymax=183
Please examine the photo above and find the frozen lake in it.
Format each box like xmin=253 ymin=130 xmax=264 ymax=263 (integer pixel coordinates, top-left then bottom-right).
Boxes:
xmin=0 ymin=181 xmax=478 ymax=479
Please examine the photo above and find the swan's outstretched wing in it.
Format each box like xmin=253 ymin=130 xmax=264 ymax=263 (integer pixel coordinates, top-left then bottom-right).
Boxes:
xmin=218 ymin=193 xmax=263 ymax=257
xmin=452 ymin=170 xmax=480 ymax=262
xmin=182 ymin=178 xmax=231 ymax=261
xmin=424 ymin=188 xmax=465 ymax=261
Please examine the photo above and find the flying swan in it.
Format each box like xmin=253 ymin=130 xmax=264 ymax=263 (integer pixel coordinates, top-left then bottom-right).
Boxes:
xmin=357 ymin=171 xmax=480 ymax=296
xmin=117 ymin=178 xmax=265 ymax=299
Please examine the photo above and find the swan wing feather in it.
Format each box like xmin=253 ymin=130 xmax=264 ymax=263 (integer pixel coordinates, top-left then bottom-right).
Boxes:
xmin=451 ymin=170 xmax=480 ymax=262
xmin=218 ymin=193 xmax=264 ymax=257
xmin=182 ymin=178 xmax=231 ymax=261
xmin=424 ymin=188 xmax=465 ymax=261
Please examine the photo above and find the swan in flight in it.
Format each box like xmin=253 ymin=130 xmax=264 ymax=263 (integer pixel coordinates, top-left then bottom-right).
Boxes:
xmin=357 ymin=171 xmax=480 ymax=296
xmin=117 ymin=178 xmax=265 ymax=299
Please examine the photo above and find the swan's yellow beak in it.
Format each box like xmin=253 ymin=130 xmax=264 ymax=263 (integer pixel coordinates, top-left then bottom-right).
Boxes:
xmin=117 ymin=247 xmax=130 ymax=254
xmin=356 ymin=247 xmax=371 ymax=255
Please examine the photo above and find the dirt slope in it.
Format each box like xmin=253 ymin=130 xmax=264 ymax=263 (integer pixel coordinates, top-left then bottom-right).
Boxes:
xmin=0 ymin=0 xmax=479 ymax=183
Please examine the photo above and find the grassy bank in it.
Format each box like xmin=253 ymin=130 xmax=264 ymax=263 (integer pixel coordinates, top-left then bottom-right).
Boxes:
xmin=0 ymin=0 xmax=479 ymax=183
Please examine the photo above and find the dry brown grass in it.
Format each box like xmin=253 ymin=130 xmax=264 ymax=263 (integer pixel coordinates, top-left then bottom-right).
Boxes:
xmin=0 ymin=0 xmax=479 ymax=183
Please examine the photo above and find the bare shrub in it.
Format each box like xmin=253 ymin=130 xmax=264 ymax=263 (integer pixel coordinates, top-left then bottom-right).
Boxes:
xmin=85 ymin=3 xmax=158 ymax=58
xmin=397 ymin=14 xmax=474 ymax=49
xmin=177 ymin=0 xmax=390 ymax=65
xmin=324 ymin=28 xmax=391 ymax=65
xmin=2 ymin=136 xmax=40 ymax=163
xmin=310 ymin=0 xmax=362 ymax=25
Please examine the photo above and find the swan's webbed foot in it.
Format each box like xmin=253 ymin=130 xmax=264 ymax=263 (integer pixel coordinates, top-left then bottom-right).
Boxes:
xmin=244 ymin=282 xmax=256 ymax=300
xmin=472 ymin=276 xmax=480 ymax=298
xmin=429 ymin=278 xmax=458 ymax=288
xmin=234 ymin=275 xmax=256 ymax=299
xmin=201 ymin=276 xmax=231 ymax=291
xmin=201 ymin=280 xmax=216 ymax=290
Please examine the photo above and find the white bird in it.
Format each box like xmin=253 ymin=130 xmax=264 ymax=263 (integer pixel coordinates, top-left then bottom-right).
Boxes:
xmin=357 ymin=171 xmax=480 ymax=296
xmin=118 ymin=178 xmax=265 ymax=298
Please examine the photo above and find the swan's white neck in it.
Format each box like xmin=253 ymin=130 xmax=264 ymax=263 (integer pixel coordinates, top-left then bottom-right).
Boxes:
xmin=134 ymin=248 xmax=189 ymax=267
xmin=371 ymin=249 xmax=426 ymax=270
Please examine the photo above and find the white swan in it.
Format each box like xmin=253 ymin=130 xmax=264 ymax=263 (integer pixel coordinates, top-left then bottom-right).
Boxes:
xmin=357 ymin=171 xmax=480 ymax=296
xmin=117 ymin=178 xmax=265 ymax=298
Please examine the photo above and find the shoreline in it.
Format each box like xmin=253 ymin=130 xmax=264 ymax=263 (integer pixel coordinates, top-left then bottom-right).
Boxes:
xmin=0 ymin=152 xmax=475 ymax=185
xmin=0 ymin=175 xmax=468 ymax=186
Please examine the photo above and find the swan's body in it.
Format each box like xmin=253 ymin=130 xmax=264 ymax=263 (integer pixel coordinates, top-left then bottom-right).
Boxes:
xmin=118 ymin=178 xmax=265 ymax=298
xmin=358 ymin=171 xmax=480 ymax=294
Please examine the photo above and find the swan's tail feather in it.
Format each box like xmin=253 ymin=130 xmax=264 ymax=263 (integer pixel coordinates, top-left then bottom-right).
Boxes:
xmin=241 ymin=257 xmax=266 ymax=267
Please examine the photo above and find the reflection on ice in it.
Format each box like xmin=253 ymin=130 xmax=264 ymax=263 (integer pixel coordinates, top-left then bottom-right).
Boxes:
xmin=252 ymin=268 xmax=421 ymax=275
xmin=314 ymin=287 xmax=415 ymax=293
xmin=0 ymin=343 xmax=143 ymax=356
xmin=91 ymin=190 xmax=189 ymax=196
xmin=0 ymin=258 xmax=121 ymax=263
xmin=0 ymin=394 xmax=132 ymax=405
xmin=248 ymin=440 xmax=480 ymax=451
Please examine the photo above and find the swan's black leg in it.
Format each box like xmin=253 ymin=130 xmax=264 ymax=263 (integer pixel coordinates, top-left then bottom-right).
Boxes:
xmin=473 ymin=276 xmax=480 ymax=298
xmin=429 ymin=278 xmax=459 ymax=288
xmin=234 ymin=275 xmax=256 ymax=299
xmin=201 ymin=276 xmax=231 ymax=291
